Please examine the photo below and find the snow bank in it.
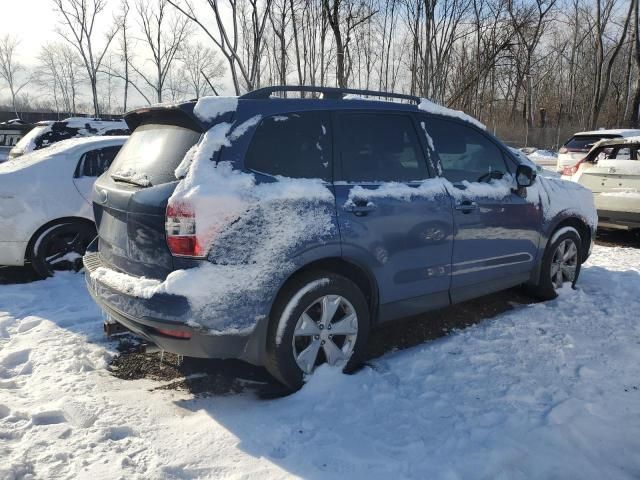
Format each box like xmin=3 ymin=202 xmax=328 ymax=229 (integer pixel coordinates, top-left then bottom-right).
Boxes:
xmin=418 ymin=98 xmax=485 ymax=130
xmin=3 ymin=245 xmax=640 ymax=478
xmin=193 ymin=96 xmax=238 ymax=122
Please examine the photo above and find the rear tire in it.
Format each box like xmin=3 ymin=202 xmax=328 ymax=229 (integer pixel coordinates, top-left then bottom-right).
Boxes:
xmin=529 ymin=228 xmax=582 ymax=300
xmin=30 ymin=222 xmax=96 ymax=278
xmin=265 ymin=272 xmax=370 ymax=391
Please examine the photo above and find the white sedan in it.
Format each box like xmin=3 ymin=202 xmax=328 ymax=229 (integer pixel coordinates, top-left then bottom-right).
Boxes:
xmin=0 ymin=136 xmax=127 ymax=277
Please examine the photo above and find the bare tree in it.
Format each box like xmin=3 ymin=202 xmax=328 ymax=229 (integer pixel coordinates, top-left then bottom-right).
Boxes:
xmin=0 ymin=35 xmax=32 ymax=117
xmin=168 ymin=0 xmax=273 ymax=94
xmin=37 ymin=43 xmax=83 ymax=115
xmin=132 ymin=0 xmax=190 ymax=103
xmin=119 ymin=0 xmax=132 ymax=111
xmin=589 ymin=0 xmax=634 ymax=128
xmin=180 ymin=43 xmax=226 ymax=97
xmin=322 ymin=0 xmax=377 ymax=87
xmin=630 ymin=0 xmax=640 ymax=127
xmin=53 ymin=0 xmax=119 ymax=117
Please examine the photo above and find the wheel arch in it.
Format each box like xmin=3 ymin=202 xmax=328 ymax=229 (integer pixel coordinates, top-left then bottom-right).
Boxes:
xmin=547 ymin=216 xmax=592 ymax=263
xmin=269 ymin=256 xmax=380 ymax=328
xmin=531 ymin=214 xmax=592 ymax=286
xmin=25 ymin=216 xmax=97 ymax=262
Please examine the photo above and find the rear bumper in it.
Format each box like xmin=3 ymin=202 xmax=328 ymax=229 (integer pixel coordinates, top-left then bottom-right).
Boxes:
xmin=597 ymin=209 xmax=640 ymax=230
xmin=83 ymin=252 xmax=268 ymax=364
xmin=0 ymin=241 xmax=27 ymax=266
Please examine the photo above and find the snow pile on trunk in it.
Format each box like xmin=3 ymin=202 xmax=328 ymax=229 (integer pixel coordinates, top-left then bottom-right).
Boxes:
xmin=418 ymin=98 xmax=485 ymax=130
xmin=2 ymin=245 xmax=640 ymax=478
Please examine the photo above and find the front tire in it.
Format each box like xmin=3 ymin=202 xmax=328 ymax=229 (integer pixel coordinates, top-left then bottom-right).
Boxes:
xmin=265 ymin=272 xmax=370 ymax=391
xmin=30 ymin=222 xmax=96 ymax=278
xmin=530 ymin=227 xmax=582 ymax=300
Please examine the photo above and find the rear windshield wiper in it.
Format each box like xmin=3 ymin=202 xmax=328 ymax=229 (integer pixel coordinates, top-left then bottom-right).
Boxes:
xmin=110 ymin=172 xmax=152 ymax=187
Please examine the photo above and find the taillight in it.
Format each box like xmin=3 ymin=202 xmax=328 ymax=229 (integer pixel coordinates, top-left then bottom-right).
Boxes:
xmin=155 ymin=327 xmax=192 ymax=339
xmin=559 ymin=147 xmax=568 ymax=154
xmin=562 ymin=158 xmax=586 ymax=176
xmin=165 ymin=200 xmax=205 ymax=257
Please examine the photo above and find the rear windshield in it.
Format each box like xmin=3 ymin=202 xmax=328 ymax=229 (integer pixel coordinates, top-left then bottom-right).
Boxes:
xmin=564 ymin=134 xmax=619 ymax=150
xmin=109 ymin=124 xmax=201 ymax=185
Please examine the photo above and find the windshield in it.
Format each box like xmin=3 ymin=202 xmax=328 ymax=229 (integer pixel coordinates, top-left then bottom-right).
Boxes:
xmin=564 ymin=134 xmax=619 ymax=151
xmin=12 ymin=125 xmax=50 ymax=154
xmin=108 ymin=124 xmax=201 ymax=186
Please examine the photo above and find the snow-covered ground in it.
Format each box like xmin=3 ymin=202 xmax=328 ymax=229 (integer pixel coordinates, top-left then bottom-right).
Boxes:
xmin=1 ymin=244 xmax=640 ymax=479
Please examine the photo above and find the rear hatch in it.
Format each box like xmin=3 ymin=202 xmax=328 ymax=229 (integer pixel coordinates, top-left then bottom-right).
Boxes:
xmin=93 ymin=114 xmax=205 ymax=280
xmin=558 ymin=134 xmax=621 ymax=168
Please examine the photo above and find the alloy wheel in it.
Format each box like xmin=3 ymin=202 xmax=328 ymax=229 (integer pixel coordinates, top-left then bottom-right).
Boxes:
xmin=550 ymin=238 xmax=578 ymax=289
xmin=292 ymin=294 xmax=359 ymax=374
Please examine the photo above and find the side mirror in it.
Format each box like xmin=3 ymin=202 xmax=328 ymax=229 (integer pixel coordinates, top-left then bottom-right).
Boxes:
xmin=516 ymin=164 xmax=536 ymax=188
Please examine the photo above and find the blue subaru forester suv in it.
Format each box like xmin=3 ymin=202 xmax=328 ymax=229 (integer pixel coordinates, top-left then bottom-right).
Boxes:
xmin=84 ymin=86 xmax=596 ymax=390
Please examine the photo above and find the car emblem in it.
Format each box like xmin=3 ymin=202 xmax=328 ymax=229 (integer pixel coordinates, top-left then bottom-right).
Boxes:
xmin=608 ymin=167 xmax=616 ymax=174
xmin=98 ymin=189 xmax=108 ymax=204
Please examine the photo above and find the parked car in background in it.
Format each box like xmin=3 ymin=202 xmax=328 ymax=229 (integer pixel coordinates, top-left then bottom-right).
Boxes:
xmin=562 ymin=136 xmax=640 ymax=230
xmin=0 ymin=119 xmax=34 ymax=162
xmin=557 ymin=129 xmax=640 ymax=172
xmin=84 ymin=86 xmax=596 ymax=391
xmin=8 ymin=117 xmax=129 ymax=160
xmin=0 ymin=136 xmax=127 ymax=277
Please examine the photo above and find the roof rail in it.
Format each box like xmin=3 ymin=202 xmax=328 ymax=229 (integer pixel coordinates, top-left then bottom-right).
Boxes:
xmin=240 ymin=85 xmax=421 ymax=104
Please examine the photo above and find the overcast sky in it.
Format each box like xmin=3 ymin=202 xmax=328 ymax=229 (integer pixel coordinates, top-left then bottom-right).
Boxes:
xmin=5 ymin=0 xmax=79 ymax=64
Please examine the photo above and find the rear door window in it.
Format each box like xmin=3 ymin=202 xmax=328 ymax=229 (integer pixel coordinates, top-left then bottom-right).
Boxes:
xmin=109 ymin=124 xmax=201 ymax=185
xmin=423 ymin=117 xmax=509 ymax=183
xmin=336 ymin=113 xmax=428 ymax=182
xmin=75 ymin=146 xmax=121 ymax=177
xmin=244 ymin=112 xmax=331 ymax=180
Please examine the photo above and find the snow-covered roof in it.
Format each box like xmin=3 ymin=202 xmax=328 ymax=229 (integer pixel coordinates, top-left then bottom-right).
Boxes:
xmin=418 ymin=98 xmax=485 ymax=129
xmin=573 ymin=129 xmax=640 ymax=137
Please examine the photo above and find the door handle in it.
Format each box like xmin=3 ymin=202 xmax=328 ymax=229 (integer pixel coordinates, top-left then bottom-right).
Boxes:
xmin=455 ymin=200 xmax=478 ymax=213
xmin=345 ymin=199 xmax=377 ymax=216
